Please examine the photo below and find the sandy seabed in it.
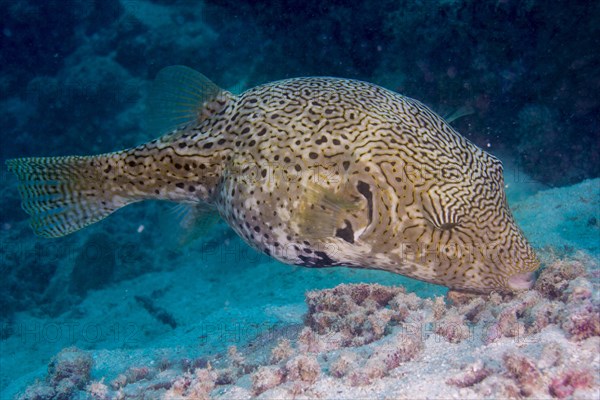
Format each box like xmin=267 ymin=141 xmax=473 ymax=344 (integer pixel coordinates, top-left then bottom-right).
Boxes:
xmin=5 ymin=180 xmax=600 ymax=400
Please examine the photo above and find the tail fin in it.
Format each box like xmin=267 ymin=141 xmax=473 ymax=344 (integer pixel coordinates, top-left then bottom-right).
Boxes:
xmin=6 ymin=155 xmax=132 ymax=238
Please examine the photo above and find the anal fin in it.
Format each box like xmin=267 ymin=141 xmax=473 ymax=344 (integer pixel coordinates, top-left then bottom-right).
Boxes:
xmin=166 ymin=202 xmax=221 ymax=246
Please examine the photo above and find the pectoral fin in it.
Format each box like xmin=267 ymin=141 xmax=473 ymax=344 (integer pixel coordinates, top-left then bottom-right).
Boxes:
xmin=294 ymin=181 xmax=362 ymax=240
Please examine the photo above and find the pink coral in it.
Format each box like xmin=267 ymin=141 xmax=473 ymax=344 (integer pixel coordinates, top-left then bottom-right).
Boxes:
xmin=484 ymin=291 xmax=544 ymax=343
xmin=435 ymin=310 xmax=471 ymax=343
xmin=18 ymin=381 xmax=56 ymax=400
xmin=23 ymin=346 xmax=95 ymax=400
xmin=48 ymin=347 xmax=93 ymax=388
xmin=329 ymin=352 xmax=358 ymax=378
xmin=485 ymin=307 xmax=525 ymax=344
xmin=164 ymin=367 xmax=217 ymax=400
xmin=297 ymin=327 xmax=328 ymax=353
xmin=389 ymin=291 xmax=422 ymax=312
xmin=527 ymin=300 xmax=563 ymax=334
xmin=534 ymin=259 xmax=586 ymax=300
xmin=86 ymin=380 xmax=109 ymax=400
xmin=565 ymin=277 xmax=593 ymax=302
xmin=227 ymin=345 xmax=245 ymax=368
xmin=561 ymin=301 xmax=600 ymax=341
xmin=446 ymin=290 xmax=482 ymax=306
xmin=446 ymin=360 xmax=492 ymax=388
xmin=455 ymin=296 xmax=486 ymax=323
xmin=362 ymin=332 xmax=423 ymax=380
xmin=363 ymin=357 xmax=387 ymax=379
xmin=431 ymin=296 xmax=447 ymax=320
xmin=549 ymin=369 xmax=594 ymax=398
xmin=14 ymin=252 xmax=600 ymax=399
xmin=124 ymin=366 xmax=152 ymax=384
xmin=270 ymin=338 xmax=294 ymax=364
xmin=110 ymin=373 xmax=127 ymax=390
xmin=303 ymin=283 xmax=405 ymax=349
xmin=502 ymin=351 xmax=542 ymax=396
xmin=390 ymin=332 xmax=423 ymax=364
xmin=285 ymin=355 xmax=320 ymax=383
xmin=475 ymin=375 xmax=521 ymax=399
xmin=251 ymin=366 xmax=285 ymax=395
xmin=346 ymin=370 xmax=372 ymax=387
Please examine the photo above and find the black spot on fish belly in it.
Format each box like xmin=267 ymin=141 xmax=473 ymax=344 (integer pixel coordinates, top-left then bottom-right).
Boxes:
xmin=335 ymin=219 xmax=354 ymax=244
xmin=298 ymin=251 xmax=336 ymax=267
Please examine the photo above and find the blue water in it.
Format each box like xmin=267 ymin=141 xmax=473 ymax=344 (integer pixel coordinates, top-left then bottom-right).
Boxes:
xmin=1 ymin=1 xmax=598 ymax=398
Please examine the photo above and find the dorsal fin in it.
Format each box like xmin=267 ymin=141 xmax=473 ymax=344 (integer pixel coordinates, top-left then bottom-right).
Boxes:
xmin=444 ymin=105 xmax=475 ymax=123
xmin=146 ymin=65 xmax=226 ymax=136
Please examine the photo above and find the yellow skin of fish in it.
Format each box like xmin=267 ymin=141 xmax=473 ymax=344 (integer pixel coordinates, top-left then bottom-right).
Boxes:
xmin=6 ymin=66 xmax=540 ymax=293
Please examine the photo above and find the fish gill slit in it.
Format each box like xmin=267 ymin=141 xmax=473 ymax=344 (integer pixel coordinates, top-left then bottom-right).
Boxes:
xmin=356 ymin=180 xmax=373 ymax=225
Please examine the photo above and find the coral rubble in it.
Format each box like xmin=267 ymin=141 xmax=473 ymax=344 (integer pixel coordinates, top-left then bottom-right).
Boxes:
xmin=16 ymin=251 xmax=600 ymax=399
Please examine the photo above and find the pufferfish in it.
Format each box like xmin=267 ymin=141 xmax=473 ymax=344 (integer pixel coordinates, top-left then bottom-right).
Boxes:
xmin=6 ymin=66 xmax=539 ymax=293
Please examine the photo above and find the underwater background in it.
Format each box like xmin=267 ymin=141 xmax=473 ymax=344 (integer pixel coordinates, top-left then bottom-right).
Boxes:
xmin=0 ymin=1 xmax=598 ymax=398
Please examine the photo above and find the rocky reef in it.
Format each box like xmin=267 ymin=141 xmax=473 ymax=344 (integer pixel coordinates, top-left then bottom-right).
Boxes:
xmin=17 ymin=250 xmax=599 ymax=399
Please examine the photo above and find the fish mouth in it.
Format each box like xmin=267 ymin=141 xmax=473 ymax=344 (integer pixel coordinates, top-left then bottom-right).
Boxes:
xmin=507 ymin=271 xmax=536 ymax=290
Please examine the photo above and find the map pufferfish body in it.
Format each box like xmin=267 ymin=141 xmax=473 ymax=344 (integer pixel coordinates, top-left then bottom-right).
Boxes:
xmin=6 ymin=66 xmax=540 ymax=293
